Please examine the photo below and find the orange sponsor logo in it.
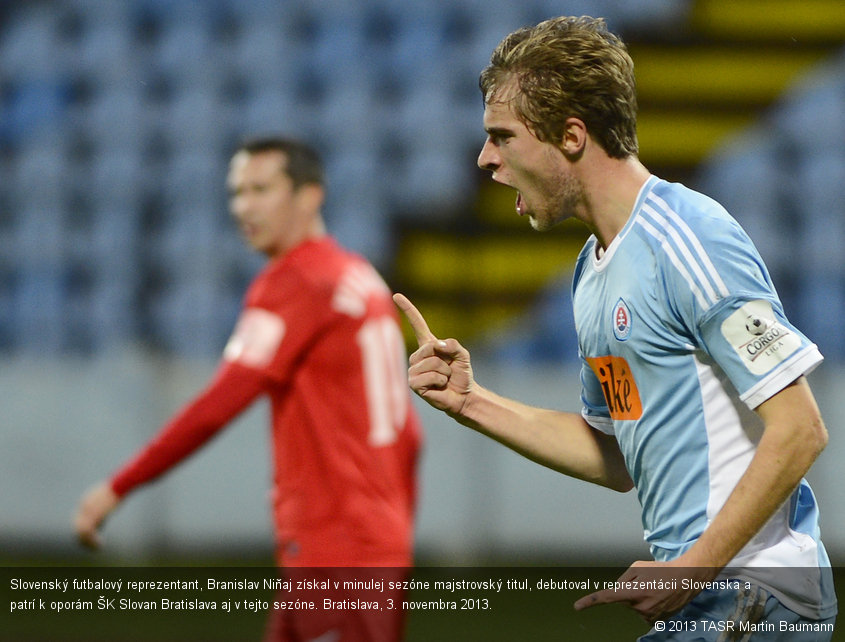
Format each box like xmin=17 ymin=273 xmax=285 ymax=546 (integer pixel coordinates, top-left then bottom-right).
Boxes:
xmin=586 ymin=355 xmax=643 ymax=420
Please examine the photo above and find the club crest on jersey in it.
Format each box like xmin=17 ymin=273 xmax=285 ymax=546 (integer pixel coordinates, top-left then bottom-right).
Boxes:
xmin=612 ymin=298 xmax=631 ymax=341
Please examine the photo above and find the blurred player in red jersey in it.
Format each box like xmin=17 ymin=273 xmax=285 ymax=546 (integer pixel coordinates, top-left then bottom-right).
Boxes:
xmin=74 ymin=137 xmax=423 ymax=641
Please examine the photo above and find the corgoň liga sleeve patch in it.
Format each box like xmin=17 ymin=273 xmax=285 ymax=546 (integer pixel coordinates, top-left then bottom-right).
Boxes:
xmin=720 ymin=300 xmax=801 ymax=375
xmin=223 ymin=307 xmax=286 ymax=368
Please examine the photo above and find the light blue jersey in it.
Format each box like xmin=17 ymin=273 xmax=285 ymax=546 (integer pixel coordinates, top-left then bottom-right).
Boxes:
xmin=572 ymin=176 xmax=835 ymax=619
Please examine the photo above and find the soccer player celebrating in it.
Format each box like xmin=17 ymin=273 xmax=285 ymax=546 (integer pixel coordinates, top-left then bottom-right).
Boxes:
xmin=75 ymin=137 xmax=422 ymax=642
xmin=395 ymin=16 xmax=836 ymax=640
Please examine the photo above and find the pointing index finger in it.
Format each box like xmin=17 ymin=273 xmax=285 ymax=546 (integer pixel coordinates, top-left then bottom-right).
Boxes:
xmin=393 ymin=293 xmax=438 ymax=346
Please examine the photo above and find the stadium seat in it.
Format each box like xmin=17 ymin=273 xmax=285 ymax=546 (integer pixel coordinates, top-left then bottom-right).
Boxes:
xmin=10 ymin=143 xmax=67 ymax=213
xmin=70 ymin=17 xmax=135 ymax=85
xmin=159 ymin=151 xmax=227 ymax=214
xmin=147 ymin=277 xmax=230 ymax=355
xmin=794 ymin=152 xmax=845 ymax=275
xmin=695 ymin=132 xmax=792 ymax=276
xmin=72 ymin=86 xmax=150 ymax=153
xmin=11 ymin=266 xmax=66 ymax=354
xmin=162 ymin=87 xmax=233 ymax=152
xmin=0 ymin=0 xmax=841 ymax=361
xmin=0 ymin=6 xmax=66 ymax=82
xmin=794 ymin=275 xmax=845 ymax=357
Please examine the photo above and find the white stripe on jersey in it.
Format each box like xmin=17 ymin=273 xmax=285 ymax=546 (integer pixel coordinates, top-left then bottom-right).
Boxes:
xmin=641 ymin=203 xmax=720 ymax=306
xmin=646 ymin=193 xmax=730 ymax=299
xmin=331 ymin=262 xmax=390 ymax=318
xmin=635 ymin=215 xmax=711 ymax=309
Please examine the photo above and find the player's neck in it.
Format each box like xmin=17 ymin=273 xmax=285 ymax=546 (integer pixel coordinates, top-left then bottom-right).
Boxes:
xmin=266 ymin=217 xmax=327 ymax=260
xmin=581 ymin=156 xmax=650 ymax=250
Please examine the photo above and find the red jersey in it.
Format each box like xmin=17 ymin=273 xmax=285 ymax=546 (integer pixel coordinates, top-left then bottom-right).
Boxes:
xmin=111 ymin=237 xmax=422 ymax=567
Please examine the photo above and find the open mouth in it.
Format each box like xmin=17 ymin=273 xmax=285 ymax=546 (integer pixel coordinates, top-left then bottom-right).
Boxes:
xmin=515 ymin=192 xmax=525 ymax=216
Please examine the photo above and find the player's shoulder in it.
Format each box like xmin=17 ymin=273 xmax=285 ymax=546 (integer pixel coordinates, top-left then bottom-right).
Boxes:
xmin=634 ymin=178 xmax=773 ymax=313
xmin=632 ymin=178 xmax=756 ymax=269
xmin=643 ymin=179 xmax=746 ymax=242
xmin=256 ymin=237 xmax=393 ymax=316
xmin=272 ymin=237 xmax=351 ymax=282
xmin=245 ymin=238 xmax=345 ymax=305
xmin=291 ymin=238 xmax=388 ymax=297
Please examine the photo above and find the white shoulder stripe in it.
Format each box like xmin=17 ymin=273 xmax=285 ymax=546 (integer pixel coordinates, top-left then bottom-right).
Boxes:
xmin=635 ymin=216 xmax=711 ymax=309
xmin=642 ymin=202 xmax=720 ymax=306
xmin=647 ymin=193 xmax=730 ymax=298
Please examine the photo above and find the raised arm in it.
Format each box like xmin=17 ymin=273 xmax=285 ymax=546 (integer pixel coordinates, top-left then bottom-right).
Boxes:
xmin=393 ymin=293 xmax=632 ymax=491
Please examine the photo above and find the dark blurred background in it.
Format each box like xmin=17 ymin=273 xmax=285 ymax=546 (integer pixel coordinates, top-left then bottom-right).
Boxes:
xmin=2 ymin=0 xmax=844 ymax=575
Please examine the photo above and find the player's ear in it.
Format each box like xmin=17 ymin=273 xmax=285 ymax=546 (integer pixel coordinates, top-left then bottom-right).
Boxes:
xmin=295 ymin=183 xmax=325 ymax=212
xmin=560 ymin=117 xmax=588 ymax=158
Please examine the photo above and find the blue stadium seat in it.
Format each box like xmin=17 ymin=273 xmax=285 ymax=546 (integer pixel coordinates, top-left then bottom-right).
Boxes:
xmin=487 ymin=273 xmax=579 ymax=366
xmin=0 ymin=6 xmax=66 ymax=83
xmin=163 ymin=87 xmax=233 ymax=152
xmin=88 ymin=148 xmax=146 ymax=211
xmin=696 ymin=132 xmax=792 ymax=278
xmin=10 ymin=143 xmax=67 ymax=213
xmin=772 ymin=50 xmax=845 ymax=152
xmin=70 ymin=16 xmax=135 ymax=86
xmin=148 ymin=277 xmax=230 ymax=355
xmin=11 ymin=266 xmax=66 ymax=355
xmin=794 ymin=152 xmax=845 ymax=275
xmin=793 ymin=275 xmax=845 ymax=357
xmin=159 ymin=151 xmax=227 ymax=214
xmin=86 ymin=205 xmax=140 ymax=274
xmin=240 ymin=87 xmax=305 ymax=140
xmin=220 ymin=23 xmax=300 ymax=91
xmin=0 ymin=0 xmax=835 ymax=360
xmin=149 ymin=18 xmax=218 ymax=90
xmin=72 ymin=86 xmax=149 ymax=153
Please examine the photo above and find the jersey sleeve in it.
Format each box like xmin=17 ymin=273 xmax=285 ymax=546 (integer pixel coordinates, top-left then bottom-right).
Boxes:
xmin=110 ymin=361 xmax=266 ymax=497
xmin=665 ymin=211 xmax=823 ymax=409
xmin=223 ymin=265 xmax=333 ymax=383
xmin=579 ymin=350 xmax=615 ymax=434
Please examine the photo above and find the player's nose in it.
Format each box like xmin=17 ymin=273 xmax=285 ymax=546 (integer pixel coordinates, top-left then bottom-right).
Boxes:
xmin=477 ymin=138 xmax=500 ymax=172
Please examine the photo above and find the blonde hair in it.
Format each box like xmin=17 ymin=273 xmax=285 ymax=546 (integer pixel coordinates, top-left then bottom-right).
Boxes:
xmin=479 ymin=16 xmax=638 ymax=158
